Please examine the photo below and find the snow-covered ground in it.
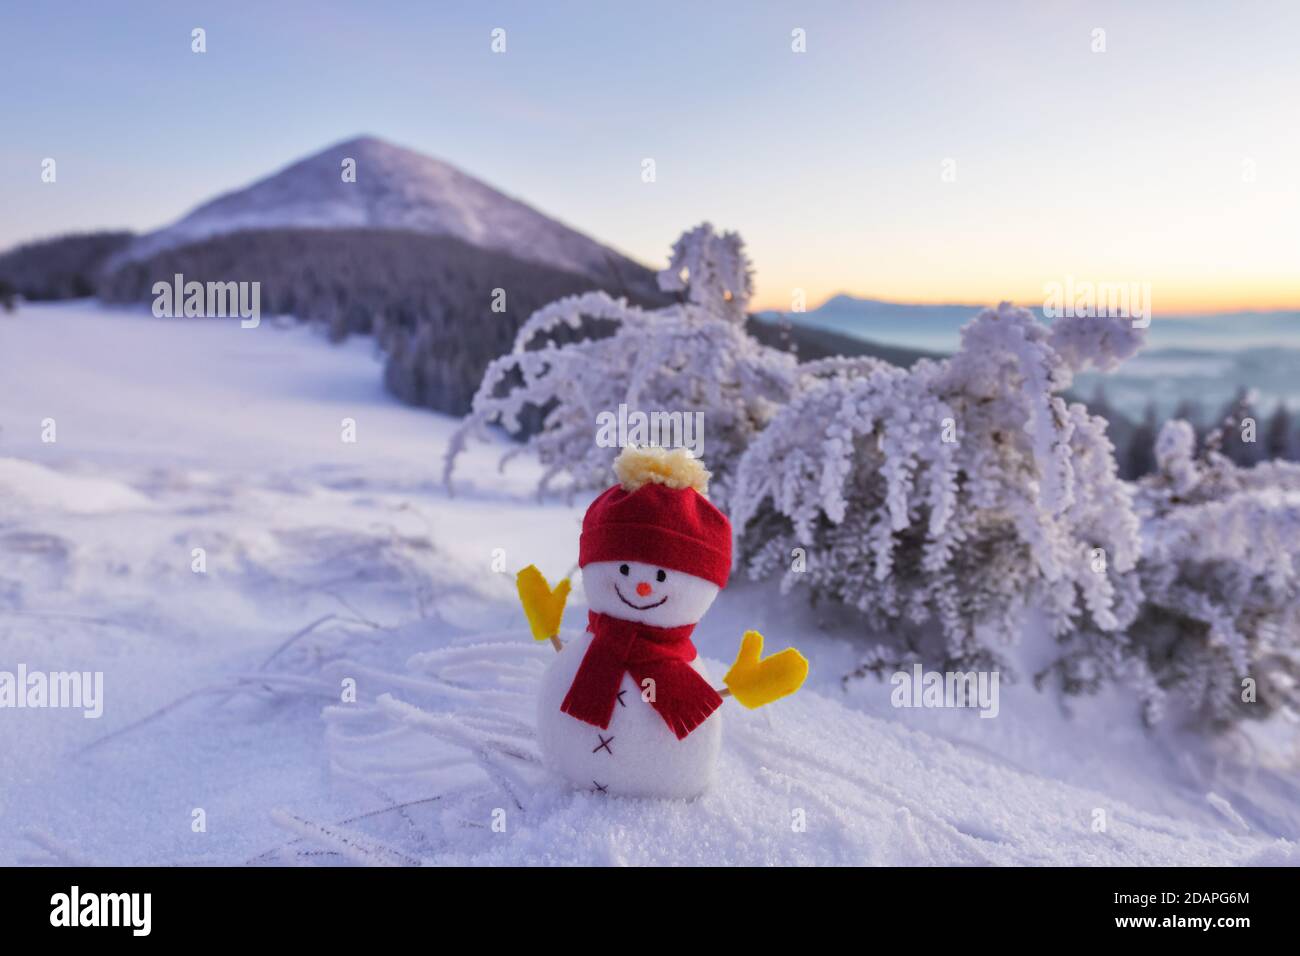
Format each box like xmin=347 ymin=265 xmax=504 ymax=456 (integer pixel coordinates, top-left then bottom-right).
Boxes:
xmin=1 ymin=301 xmax=1296 ymax=865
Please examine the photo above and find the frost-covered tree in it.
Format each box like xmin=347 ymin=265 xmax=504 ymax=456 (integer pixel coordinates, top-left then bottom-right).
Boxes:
xmin=731 ymin=302 xmax=1147 ymax=676
xmin=1120 ymin=420 xmax=1300 ymax=726
xmin=1209 ymin=388 xmax=1264 ymax=467
xmin=1123 ymin=401 xmax=1159 ymax=480
xmin=1264 ymin=402 xmax=1295 ymax=461
xmin=444 ymin=224 xmax=798 ymax=504
xmin=99 ymin=228 xmax=614 ymax=415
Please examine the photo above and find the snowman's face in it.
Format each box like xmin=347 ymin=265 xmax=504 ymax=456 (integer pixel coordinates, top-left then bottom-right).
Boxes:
xmin=583 ymin=560 xmax=720 ymax=629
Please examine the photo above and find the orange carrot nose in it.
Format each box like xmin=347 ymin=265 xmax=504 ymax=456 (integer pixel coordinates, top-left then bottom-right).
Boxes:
xmin=636 ymin=581 xmax=653 ymax=597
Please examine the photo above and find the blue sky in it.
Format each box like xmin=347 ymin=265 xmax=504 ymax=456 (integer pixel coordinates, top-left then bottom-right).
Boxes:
xmin=2 ymin=0 xmax=1298 ymax=311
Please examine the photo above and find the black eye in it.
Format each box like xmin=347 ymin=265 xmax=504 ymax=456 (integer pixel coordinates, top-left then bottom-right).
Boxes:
xmin=656 ymin=569 xmax=667 ymax=582
xmin=619 ymin=564 xmax=629 ymax=576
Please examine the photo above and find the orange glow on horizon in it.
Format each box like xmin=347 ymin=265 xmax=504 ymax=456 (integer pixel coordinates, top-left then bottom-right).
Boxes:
xmin=750 ymin=280 xmax=1300 ymax=316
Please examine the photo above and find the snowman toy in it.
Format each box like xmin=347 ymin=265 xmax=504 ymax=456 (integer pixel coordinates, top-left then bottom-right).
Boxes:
xmin=516 ymin=445 xmax=808 ymax=799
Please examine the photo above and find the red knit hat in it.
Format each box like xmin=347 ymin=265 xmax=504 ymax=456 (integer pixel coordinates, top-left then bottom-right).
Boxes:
xmin=579 ymin=447 xmax=732 ymax=588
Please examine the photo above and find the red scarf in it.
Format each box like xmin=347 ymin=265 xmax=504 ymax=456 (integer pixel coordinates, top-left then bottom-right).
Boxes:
xmin=561 ymin=611 xmax=723 ymax=740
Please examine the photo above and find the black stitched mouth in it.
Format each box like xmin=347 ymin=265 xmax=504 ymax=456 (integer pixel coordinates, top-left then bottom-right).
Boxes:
xmin=614 ymin=583 xmax=668 ymax=610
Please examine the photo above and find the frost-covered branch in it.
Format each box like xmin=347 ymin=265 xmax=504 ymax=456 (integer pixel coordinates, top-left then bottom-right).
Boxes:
xmin=444 ymin=224 xmax=797 ymax=506
xmin=732 ymin=302 xmax=1147 ymax=674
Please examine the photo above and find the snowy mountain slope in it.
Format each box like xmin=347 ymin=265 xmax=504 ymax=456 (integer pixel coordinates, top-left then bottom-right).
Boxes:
xmin=106 ymin=136 xmax=645 ymax=284
xmin=1 ymin=301 xmax=1296 ymax=866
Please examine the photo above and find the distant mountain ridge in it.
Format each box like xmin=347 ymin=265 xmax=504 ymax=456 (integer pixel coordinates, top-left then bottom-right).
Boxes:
xmin=769 ymin=293 xmax=1300 ymax=354
xmin=768 ymin=296 xmax=983 ymax=352
xmin=107 ymin=135 xmax=651 ymax=293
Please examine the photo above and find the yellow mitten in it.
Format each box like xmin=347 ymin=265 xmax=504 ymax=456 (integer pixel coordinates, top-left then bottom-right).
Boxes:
xmin=723 ymin=630 xmax=809 ymax=708
xmin=516 ymin=565 xmax=570 ymax=642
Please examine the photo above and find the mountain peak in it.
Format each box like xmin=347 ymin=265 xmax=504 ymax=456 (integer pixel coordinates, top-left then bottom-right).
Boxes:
xmin=821 ymin=292 xmax=875 ymax=309
xmin=329 ymin=133 xmax=389 ymax=150
xmin=314 ymin=134 xmax=439 ymax=164
xmin=111 ymin=136 xmax=643 ymax=283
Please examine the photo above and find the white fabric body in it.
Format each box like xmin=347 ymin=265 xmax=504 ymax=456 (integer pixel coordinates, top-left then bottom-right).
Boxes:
xmin=536 ymin=630 xmax=722 ymax=798
xmin=536 ymin=560 xmax=724 ymax=799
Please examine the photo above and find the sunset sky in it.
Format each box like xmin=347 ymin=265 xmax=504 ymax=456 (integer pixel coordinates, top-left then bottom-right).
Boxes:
xmin=2 ymin=0 xmax=1297 ymax=313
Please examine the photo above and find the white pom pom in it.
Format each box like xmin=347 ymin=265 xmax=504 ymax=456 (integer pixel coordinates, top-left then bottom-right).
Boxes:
xmin=613 ymin=445 xmax=711 ymax=495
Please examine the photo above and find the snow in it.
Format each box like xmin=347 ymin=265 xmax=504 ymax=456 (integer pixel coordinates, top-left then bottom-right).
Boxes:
xmin=1 ymin=300 xmax=1296 ymax=866
xmin=0 ymin=458 xmax=150 ymax=514
xmin=316 ymin=628 xmax=1293 ymax=866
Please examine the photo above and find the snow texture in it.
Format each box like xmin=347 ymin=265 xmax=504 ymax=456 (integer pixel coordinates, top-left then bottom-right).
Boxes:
xmin=1 ymin=301 xmax=1296 ymax=866
xmin=1122 ymin=424 xmax=1300 ymax=725
xmin=309 ymin=629 xmax=1289 ymax=866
